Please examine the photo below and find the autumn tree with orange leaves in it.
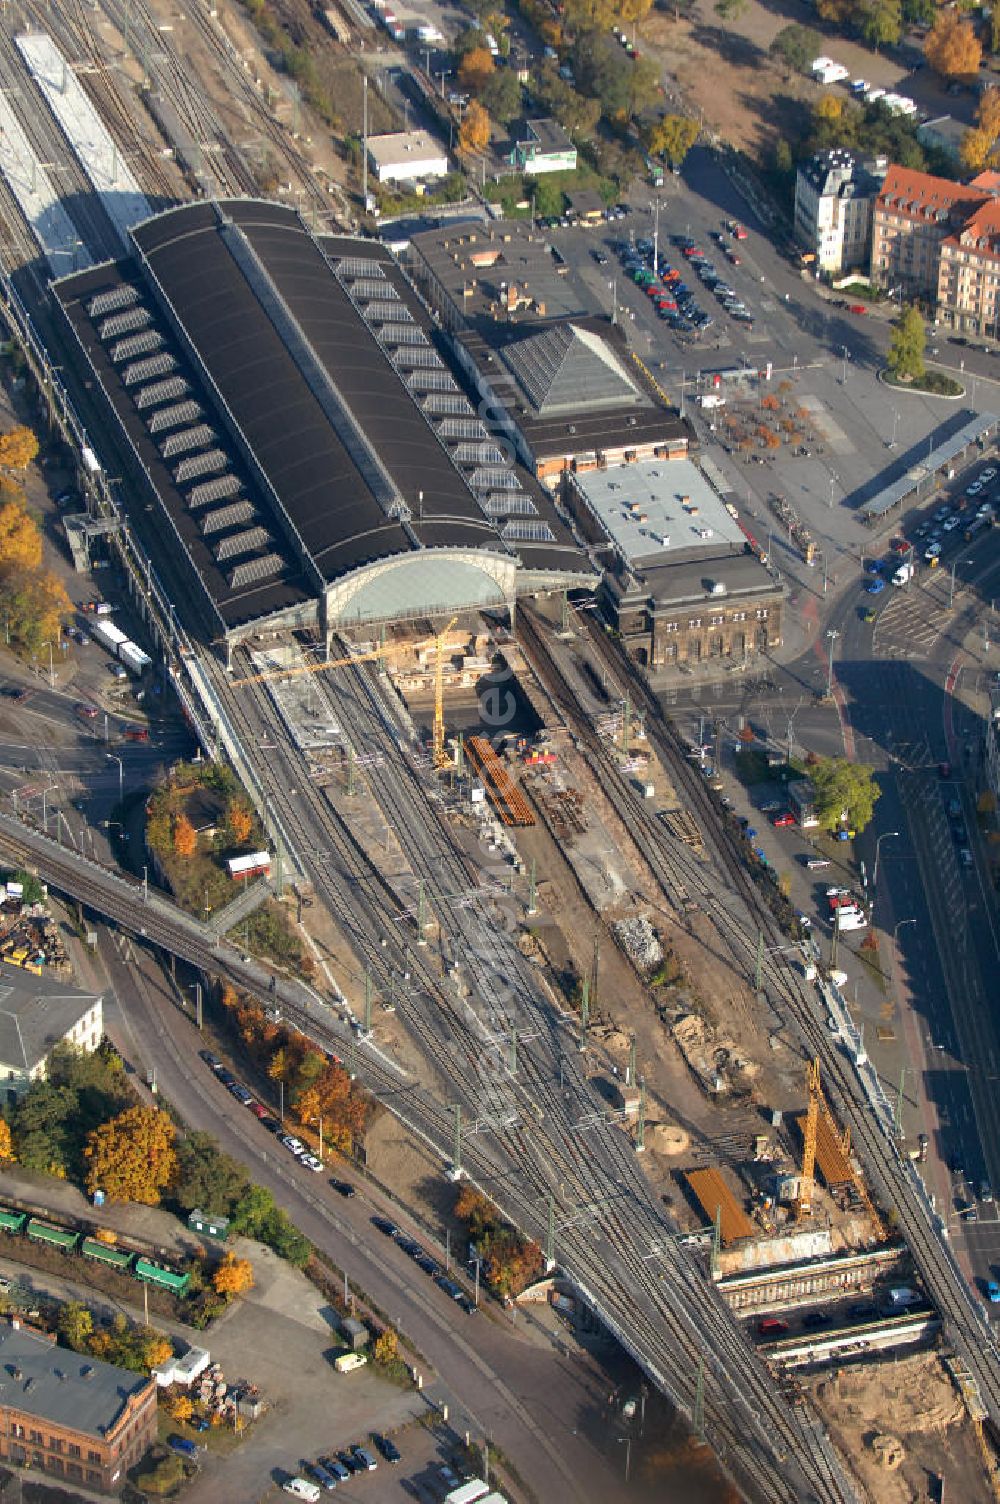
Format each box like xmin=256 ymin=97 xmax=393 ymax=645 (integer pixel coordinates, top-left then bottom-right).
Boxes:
xmin=454 ymin=1184 xmax=543 ymax=1298
xmin=459 ymin=100 xmax=491 ymax=155
xmin=926 ymin=11 xmax=982 ymax=79
xmin=172 ymin=813 xmax=198 ymax=859
xmin=212 ymin=1251 xmax=254 ymax=1296
xmin=0 ymin=427 xmax=71 ymax=654
xmin=0 ymin=426 xmax=39 ymax=473
xmin=226 ymin=797 xmax=254 ymax=846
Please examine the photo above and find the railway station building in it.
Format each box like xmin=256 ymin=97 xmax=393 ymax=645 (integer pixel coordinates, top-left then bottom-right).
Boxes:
xmin=52 ymin=200 xmax=595 ymax=654
xmin=405 ymin=220 xmax=690 ymax=481
xmin=568 ymin=458 xmax=783 ymax=673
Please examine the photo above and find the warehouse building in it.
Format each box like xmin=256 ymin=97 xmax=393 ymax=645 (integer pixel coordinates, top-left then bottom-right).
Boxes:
xmin=0 ymin=1317 xmax=157 ymax=1492
xmin=366 ymin=129 xmax=449 ymax=185
xmin=52 ymin=201 xmax=593 ymax=651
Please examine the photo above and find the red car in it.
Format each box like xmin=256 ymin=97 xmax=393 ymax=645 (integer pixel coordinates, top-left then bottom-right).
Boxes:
xmin=76 ymin=703 xmax=99 ymax=719
xmin=772 ymin=812 xmax=795 ymax=828
xmin=890 ymin=536 xmax=910 ymax=553
xmin=248 ymin=1102 xmax=269 ymax=1120
xmin=848 ymin=303 xmax=868 ymax=315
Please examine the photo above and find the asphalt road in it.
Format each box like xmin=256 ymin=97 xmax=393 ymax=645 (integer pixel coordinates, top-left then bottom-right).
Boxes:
xmin=93 ymin=923 xmax=635 ymax=1504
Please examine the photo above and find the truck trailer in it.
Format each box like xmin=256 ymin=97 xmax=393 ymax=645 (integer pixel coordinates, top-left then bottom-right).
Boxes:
xmin=118 ymin=640 xmax=152 ymax=675
xmin=91 ymin=619 xmax=129 ymax=655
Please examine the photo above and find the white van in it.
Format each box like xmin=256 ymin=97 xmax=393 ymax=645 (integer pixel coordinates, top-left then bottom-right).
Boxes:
xmin=283 ymin=1479 xmax=321 ymax=1502
xmin=892 ymin=561 xmax=914 ymax=586
xmin=334 ymin=1350 xmax=368 ymax=1373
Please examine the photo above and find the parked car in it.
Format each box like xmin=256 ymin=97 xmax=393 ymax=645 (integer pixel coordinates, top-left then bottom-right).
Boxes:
xmin=371 ymin=1432 xmax=401 ymax=1463
xmin=351 ymin=1446 xmax=378 ymax=1472
xmin=281 ymin=1135 xmax=306 ymax=1156
xmin=300 ymin=1154 xmax=324 ymax=1173
xmin=772 ymin=812 xmax=795 ymax=827
xmin=866 ymin=577 xmax=886 ymax=595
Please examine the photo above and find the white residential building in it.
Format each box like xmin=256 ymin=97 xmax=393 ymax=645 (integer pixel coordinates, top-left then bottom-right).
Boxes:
xmin=794 ymin=149 xmax=886 ymax=276
xmin=0 ymin=967 xmax=103 ymax=1104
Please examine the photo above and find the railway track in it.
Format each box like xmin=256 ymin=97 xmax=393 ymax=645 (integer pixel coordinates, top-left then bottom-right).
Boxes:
xmin=565 ymin=612 xmax=1000 ymax=1418
xmin=194 ymin=644 xmax=861 ymax=1504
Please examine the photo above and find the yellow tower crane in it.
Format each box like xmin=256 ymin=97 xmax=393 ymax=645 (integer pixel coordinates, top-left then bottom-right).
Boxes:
xmin=432 ymin=615 xmax=459 ymax=768
xmin=231 ymin=642 xmax=393 ymax=687
xmin=796 ymin=1057 xmax=822 ymax=1220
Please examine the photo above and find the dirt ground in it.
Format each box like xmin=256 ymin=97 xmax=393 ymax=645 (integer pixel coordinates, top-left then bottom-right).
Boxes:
xmin=809 ymin=1352 xmax=993 ymax=1504
xmin=644 ymin=0 xmax=908 ymax=156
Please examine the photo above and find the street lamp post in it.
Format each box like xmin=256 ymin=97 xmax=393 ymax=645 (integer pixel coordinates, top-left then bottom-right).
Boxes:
xmin=40 ymin=641 xmax=54 ymax=688
xmin=106 ymin=752 xmax=123 ymax=804
xmin=41 ymin=784 xmax=57 ymax=832
xmin=872 ymin=830 xmax=900 ymax=889
xmin=825 ymin=629 xmax=839 ymax=700
xmin=828 ymin=472 xmax=838 ymax=510
xmin=142 ymin=865 xmax=148 ymax=902
xmin=949 ymin=556 xmax=971 ymax=608
xmin=841 ymin=345 xmax=849 ymax=385
xmin=887 ymin=410 xmax=899 ymax=450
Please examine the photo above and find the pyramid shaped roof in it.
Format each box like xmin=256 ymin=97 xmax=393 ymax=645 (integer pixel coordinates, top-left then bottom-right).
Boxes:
xmin=500 ymin=322 xmax=646 ymax=417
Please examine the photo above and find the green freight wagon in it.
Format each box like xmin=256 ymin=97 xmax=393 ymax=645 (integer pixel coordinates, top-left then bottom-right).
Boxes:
xmin=133 ymin=1257 xmax=190 ymax=1296
xmin=25 ymin=1219 xmax=78 ymax=1250
xmin=81 ymin=1237 xmax=132 ymax=1270
xmin=0 ymin=1209 xmax=27 ymax=1234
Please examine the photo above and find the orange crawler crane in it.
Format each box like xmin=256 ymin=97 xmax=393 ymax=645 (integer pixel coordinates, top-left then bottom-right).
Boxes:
xmin=466 ymin=736 xmax=535 ymax=826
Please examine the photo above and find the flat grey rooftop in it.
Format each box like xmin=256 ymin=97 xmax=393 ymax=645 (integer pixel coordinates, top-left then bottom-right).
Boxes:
xmin=0 ymin=1320 xmax=150 ymax=1439
xmin=573 ymin=458 xmax=744 ymax=567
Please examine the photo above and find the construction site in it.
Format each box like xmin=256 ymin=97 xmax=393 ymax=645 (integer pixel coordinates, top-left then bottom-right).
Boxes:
xmin=204 ymin=594 xmax=1000 ymax=1503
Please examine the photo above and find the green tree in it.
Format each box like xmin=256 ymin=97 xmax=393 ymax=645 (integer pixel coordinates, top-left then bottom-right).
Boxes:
xmin=901 ymin=0 xmax=934 ymax=25
xmin=533 ymin=176 xmax=566 ymax=218
xmin=773 ymin=138 xmax=794 ymax=177
xmin=715 ymin=0 xmax=747 ymax=18
xmin=810 ymin=757 xmax=881 ymax=835
xmin=887 ymin=304 xmax=926 ymax=383
xmin=13 ymin=1081 xmax=79 ymax=1176
xmin=768 ymin=24 xmax=822 ymax=73
xmin=858 ymin=0 xmax=900 ymax=48
xmin=229 ymin=1181 xmax=277 ymax=1238
xmin=645 ymin=113 xmax=699 ymax=167
xmin=173 ymin=1130 xmax=249 ymax=1216
xmin=56 ymin=1300 xmax=94 ymax=1352
xmin=482 ymin=67 xmax=522 ymax=124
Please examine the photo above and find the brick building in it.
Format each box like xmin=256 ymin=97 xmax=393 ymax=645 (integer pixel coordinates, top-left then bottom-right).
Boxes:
xmin=870 ymin=164 xmax=1000 ymax=324
xmin=0 ymin=1318 xmax=157 ymax=1493
xmin=568 ymin=458 xmax=783 ymax=672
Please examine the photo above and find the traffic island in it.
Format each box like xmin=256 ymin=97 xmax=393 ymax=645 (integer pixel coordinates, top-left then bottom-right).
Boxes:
xmin=879 ymin=368 xmax=964 ymax=400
